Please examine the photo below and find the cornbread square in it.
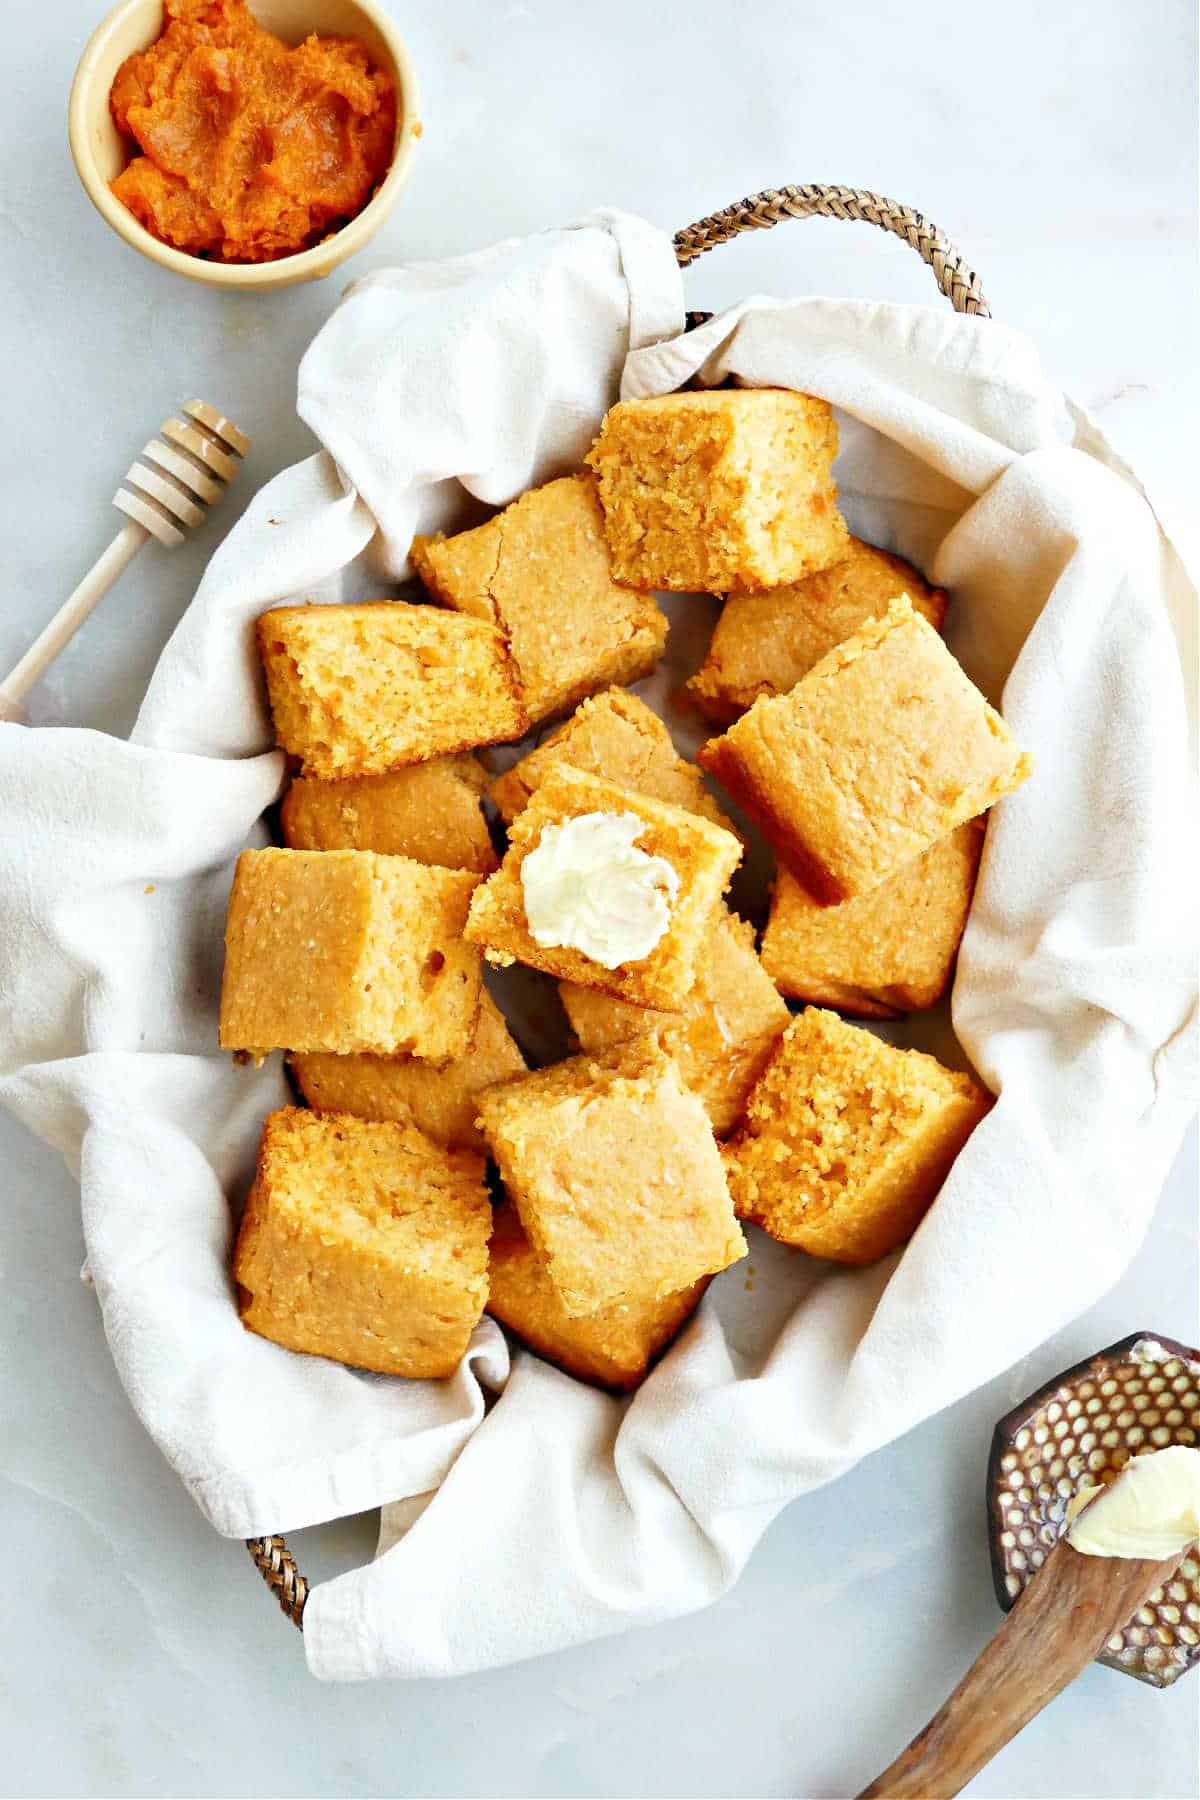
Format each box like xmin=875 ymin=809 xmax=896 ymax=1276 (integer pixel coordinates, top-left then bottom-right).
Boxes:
xmin=219 ymin=848 xmax=482 ymax=1061
xmin=699 ymin=598 xmax=1032 ymax=902
xmin=585 ymin=388 xmax=848 ymax=592
xmin=560 ymin=909 xmax=789 ymax=1135
xmin=465 ymin=763 xmax=741 ymax=1009
xmin=760 ymin=822 xmax=984 ymax=1018
xmin=412 ymin=477 xmax=669 ymax=725
xmin=686 ymin=539 xmax=947 ymax=724
xmin=724 ymin=1008 xmax=992 ymax=1264
xmin=487 ymin=1202 xmax=709 ymax=1392
xmin=488 ymin=687 xmax=736 ymax=835
xmin=280 ymin=756 xmax=497 ymax=872
xmin=257 ymin=601 xmax=527 ymax=777
xmin=291 ymin=990 xmax=526 ymax=1155
xmin=234 ymin=1107 xmax=491 ymax=1378
xmin=477 ymin=1037 xmax=746 ymax=1316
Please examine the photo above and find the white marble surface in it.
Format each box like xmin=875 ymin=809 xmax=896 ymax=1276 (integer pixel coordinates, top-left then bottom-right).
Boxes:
xmin=1 ymin=1 xmax=1196 ymax=1795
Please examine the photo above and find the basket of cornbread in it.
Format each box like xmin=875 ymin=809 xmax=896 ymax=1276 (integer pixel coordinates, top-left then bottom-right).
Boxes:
xmin=4 ymin=197 xmax=1189 ymax=1674
xmin=228 ymin=386 xmax=1030 ymax=1394
xmin=220 ymin=203 xmax=1044 ymax=1623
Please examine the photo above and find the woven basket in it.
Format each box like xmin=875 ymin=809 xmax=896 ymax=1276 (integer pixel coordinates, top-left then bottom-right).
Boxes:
xmin=246 ymin=181 xmax=989 ymax=1633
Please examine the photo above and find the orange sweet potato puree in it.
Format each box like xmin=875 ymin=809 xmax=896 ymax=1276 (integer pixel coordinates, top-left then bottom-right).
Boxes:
xmin=110 ymin=0 xmax=396 ymax=263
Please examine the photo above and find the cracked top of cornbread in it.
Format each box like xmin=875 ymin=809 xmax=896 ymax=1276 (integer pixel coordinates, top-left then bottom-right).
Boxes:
xmin=412 ymin=476 xmax=668 ymax=726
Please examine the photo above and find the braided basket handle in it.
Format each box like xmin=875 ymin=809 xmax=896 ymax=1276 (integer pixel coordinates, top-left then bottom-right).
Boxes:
xmin=673 ymin=183 xmax=990 ymax=316
xmin=244 ymin=181 xmax=986 ymax=1636
xmin=247 ymin=1535 xmax=308 ymax=1629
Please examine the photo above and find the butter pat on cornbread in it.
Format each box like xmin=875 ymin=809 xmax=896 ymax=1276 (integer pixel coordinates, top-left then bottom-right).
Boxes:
xmin=290 ymin=989 xmax=526 ymax=1155
xmin=487 ymin=1202 xmax=709 ymax=1392
xmin=412 ymin=477 xmax=668 ymax=726
xmin=699 ymin=597 xmax=1032 ymax=902
xmin=477 ymin=1037 xmax=746 ymax=1316
xmin=257 ymin=601 xmax=527 ymax=778
xmin=761 ymin=821 xmax=985 ymax=1018
xmin=724 ymin=1008 xmax=992 ymax=1264
xmin=560 ymin=909 xmax=789 ymax=1135
xmin=466 ymin=763 xmax=741 ymax=1010
xmin=280 ymin=756 xmax=497 ymax=872
xmin=489 ymin=687 xmax=736 ymax=836
xmin=686 ymin=538 xmax=947 ymax=724
xmin=234 ymin=1107 xmax=491 ymax=1378
xmin=219 ymin=848 xmax=482 ymax=1061
xmin=586 ymin=389 xmax=848 ymax=592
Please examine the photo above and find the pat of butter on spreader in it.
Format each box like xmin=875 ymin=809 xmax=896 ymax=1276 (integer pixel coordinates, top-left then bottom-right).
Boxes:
xmin=1066 ymin=1445 xmax=1200 ymax=1560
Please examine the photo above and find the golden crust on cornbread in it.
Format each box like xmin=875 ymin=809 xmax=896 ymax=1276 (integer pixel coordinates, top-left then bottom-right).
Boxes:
xmin=699 ymin=598 xmax=1031 ymax=903
xmin=290 ymin=989 xmax=525 ymax=1155
xmin=760 ymin=821 xmax=984 ymax=1018
xmin=486 ymin=1201 xmax=709 ymax=1392
xmin=257 ymin=600 xmax=527 ymax=778
xmin=489 ymin=687 xmax=736 ymax=836
xmin=234 ymin=1107 xmax=491 ymax=1378
xmin=723 ymin=1008 xmax=992 ymax=1264
xmin=219 ymin=848 xmax=483 ymax=1061
xmin=585 ymin=388 xmax=848 ymax=592
xmin=280 ymin=756 xmax=497 ymax=872
xmin=685 ymin=538 xmax=946 ymax=725
xmin=559 ymin=908 xmax=788 ymax=1135
xmin=476 ymin=1036 xmax=746 ymax=1317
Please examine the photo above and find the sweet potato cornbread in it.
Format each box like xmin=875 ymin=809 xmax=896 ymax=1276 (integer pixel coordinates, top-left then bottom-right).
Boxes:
xmin=699 ymin=597 xmax=1032 ymax=902
xmin=219 ymin=848 xmax=482 ymax=1061
xmin=724 ymin=1008 xmax=992 ymax=1264
xmin=291 ymin=990 xmax=526 ymax=1155
xmin=412 ymin=477 xmax=668 ymax=726
xmin=466 ymin=764 xmax=741 ymax=1009
xmin=281 ymin=757 xmax=497 ymax=871
xmin=488 ymin=687 xmax=736 ymax=834
xmin=761 ymin=821 xmax=984 ymax=1017
xmin=235 ymin=1107 xmax=490 ymax=1377
xmin=586 ymin=389 xmax=848 ymax=591
xmin=110 ymin=0 xmax=396 ymax=264
xmin=559 ymin=909 xmax=789 ymax=1135
xmin=486 ymin=1202 xmax=710 ymax=1392
xmin=257 ymin=602 xmax=527 ymax=778
xmin=476 ymin=1037 xmax=746 ymax=1316
xmin=685 ymin=538 xmax=946 ymax=724
xmin=212 ymin=381 xmax=1034 ymax=1390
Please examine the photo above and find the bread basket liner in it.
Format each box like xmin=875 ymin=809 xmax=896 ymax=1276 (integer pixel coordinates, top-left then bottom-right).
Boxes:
xmin=0 ymin=205 xmax=1194 ymax=1681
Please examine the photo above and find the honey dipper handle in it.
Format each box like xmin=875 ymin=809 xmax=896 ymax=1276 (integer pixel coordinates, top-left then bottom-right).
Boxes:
xmin=858 ymin=1542 xmax=1186 ymax=1800
xmin=0 ymin=519 xmax=149 ymax=722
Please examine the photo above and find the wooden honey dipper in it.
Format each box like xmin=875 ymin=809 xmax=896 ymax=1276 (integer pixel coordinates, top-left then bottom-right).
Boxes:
xmin=0 ymin=400 xmax=250 ymax=724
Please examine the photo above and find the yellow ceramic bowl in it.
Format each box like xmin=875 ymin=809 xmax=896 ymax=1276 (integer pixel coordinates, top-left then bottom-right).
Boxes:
xmin=68 ymin=0 xmax=420 ymax=291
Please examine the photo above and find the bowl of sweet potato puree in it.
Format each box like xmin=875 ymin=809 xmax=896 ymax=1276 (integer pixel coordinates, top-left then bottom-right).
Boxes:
xmin=69 ymin=0 xmax=420 ymax=290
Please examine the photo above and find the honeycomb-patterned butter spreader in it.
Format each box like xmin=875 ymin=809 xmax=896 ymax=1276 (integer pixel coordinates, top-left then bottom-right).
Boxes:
xmin=988 ymin=1331 xmax=1200 ymax=1687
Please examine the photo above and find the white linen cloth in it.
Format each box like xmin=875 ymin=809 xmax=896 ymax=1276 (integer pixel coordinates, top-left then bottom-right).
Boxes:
xmin=0 ymin=210 xmax=1195 ymax=1681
